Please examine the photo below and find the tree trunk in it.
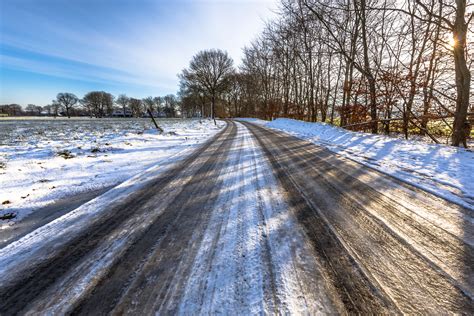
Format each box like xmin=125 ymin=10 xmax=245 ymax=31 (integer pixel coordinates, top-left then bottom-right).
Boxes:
xmin=359 ymin=0 xmax=377 ymax=133
xmin=451 ymin=0 xmax=471 ymax=146
xmin=211 ymin=94 xmax=216 ymax=125
xmin=331 ymin=60 xmax=343 ymax=125
xmin=341 ymin=60 xmax=352 ymax=127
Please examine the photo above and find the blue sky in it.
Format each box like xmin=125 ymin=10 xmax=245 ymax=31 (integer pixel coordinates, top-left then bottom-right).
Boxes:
xmin=0 ymin=0 xmax=277 ymax=106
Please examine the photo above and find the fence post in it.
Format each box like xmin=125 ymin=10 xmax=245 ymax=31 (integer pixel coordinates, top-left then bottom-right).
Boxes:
xmin=147 ymin=109 xmax=164 ymax=133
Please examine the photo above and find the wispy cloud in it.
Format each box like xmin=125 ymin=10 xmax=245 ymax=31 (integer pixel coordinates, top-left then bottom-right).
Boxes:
xmin=0 ymin=0 xmax=278 ymax=105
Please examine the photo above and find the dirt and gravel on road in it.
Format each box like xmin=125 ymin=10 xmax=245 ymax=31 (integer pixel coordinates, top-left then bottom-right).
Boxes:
xmin=0 ymin=120 xmax=472 ymax=314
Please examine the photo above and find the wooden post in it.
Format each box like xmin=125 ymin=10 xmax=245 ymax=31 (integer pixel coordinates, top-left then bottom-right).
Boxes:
xmin=147 ymin=109 xmax=164 ymax=133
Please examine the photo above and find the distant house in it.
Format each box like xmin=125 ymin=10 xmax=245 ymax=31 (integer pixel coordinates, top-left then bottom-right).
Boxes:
xmin=112 ymin=109 xmax=133 ymax=117
xmin=143 ymin=111 xmax=166 ymax=118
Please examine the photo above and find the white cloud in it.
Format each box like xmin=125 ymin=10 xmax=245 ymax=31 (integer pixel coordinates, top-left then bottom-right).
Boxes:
xmin=1 ymin=0 xmax=279 ymax=96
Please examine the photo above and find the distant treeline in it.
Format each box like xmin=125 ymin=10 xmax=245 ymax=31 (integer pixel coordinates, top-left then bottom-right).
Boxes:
xmin=0 ymin=92 xmax=181 ymax=118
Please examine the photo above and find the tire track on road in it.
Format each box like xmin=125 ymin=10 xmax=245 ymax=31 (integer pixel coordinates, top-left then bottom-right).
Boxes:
xmin=243 ymin=121 xmax=473 ymax=314
xmin=0 ymin=122 xmax=234 ymax=315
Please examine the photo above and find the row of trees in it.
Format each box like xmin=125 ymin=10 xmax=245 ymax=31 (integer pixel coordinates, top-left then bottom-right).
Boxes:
xmin=1 ymin=92 xmax=180 ymax=118
xmin=179 ymin=0 xmax=473 ymax=147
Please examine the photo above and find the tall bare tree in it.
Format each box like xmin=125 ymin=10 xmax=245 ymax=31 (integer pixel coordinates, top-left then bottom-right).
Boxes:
xmin=179 ymin=49 xmax=234 ymax=123
xmin=450 ymin=0 xmax=472 ymax=146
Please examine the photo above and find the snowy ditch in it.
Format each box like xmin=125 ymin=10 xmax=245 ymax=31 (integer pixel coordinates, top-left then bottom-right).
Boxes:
xmin=238 ymin=118 xmax=474 ymax=211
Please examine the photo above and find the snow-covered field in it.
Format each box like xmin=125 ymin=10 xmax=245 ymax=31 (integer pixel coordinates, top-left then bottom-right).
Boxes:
xmin=239 ymin=118 xmax=474 ymax=210
xmin=0 ymin=118 xmax=225 ymax=225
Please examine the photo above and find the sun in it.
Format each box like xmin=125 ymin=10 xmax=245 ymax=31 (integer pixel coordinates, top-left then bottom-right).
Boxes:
xmin=449 ymin=36 xmax=457 ymax=49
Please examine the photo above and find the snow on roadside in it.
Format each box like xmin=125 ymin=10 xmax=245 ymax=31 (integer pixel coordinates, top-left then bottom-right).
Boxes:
xmin=238 ymin=118 xmax=474 ymax=210
xmin=0 ymin=118 xmax=225 ymax=226
xmin=0 ymin=132 xmax=221 ymax=290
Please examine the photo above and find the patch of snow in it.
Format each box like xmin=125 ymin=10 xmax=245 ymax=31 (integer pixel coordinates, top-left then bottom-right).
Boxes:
xmin=238 ymin=118 xmax=474 ymax=210
xmin=0 ymin=118 xmax=225 ymax=226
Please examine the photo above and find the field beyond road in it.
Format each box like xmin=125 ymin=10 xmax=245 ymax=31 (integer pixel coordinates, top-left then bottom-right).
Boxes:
xmin=0 ymin=118 xmax=224 ymax=228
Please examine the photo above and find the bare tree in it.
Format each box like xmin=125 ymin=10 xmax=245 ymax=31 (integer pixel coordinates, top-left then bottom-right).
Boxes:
xmin=116 ymin=94 xmax=129 ymax=117
xmin=374 ymin=0 xmax=472 ymax=145
xmin=43 ymin=104 xmax=52 ymax=116
xmin=25 ymin=104 xmax=41 ymax=115
xmin=153 ymin=96 xmax=163 ymax=115
xmin=129 ymin=98 xmax=143 ymax=117
xmin=52 ymin=100 xmax=61 ymax=117
xmin=179 ymin=49 xmax=234 ymax=123
xmin=163 ymin=94 xmax=178 ymax=117
xmin=449 ymin=0 xmax=472 ymax=146
xmin=82 ymin=91 xmax=114 ymax=117
xmin=142 ymin=96 xmax=155 ymax=114
xmin=56 ymin=93 xmax=78 ymax=118
xmin=178 ymin=83 xmax=208 ymax=118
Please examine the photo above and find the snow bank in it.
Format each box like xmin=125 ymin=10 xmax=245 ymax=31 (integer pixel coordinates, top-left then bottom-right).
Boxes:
xmin=0 ymin=118 xmax=225 ymax=225
xmin=239 ymin=118 xmax=474 ymax=210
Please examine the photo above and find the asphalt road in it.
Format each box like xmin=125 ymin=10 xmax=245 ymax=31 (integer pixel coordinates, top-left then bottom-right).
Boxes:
xmin=0 ymin=120 xmax=472 ymax=314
